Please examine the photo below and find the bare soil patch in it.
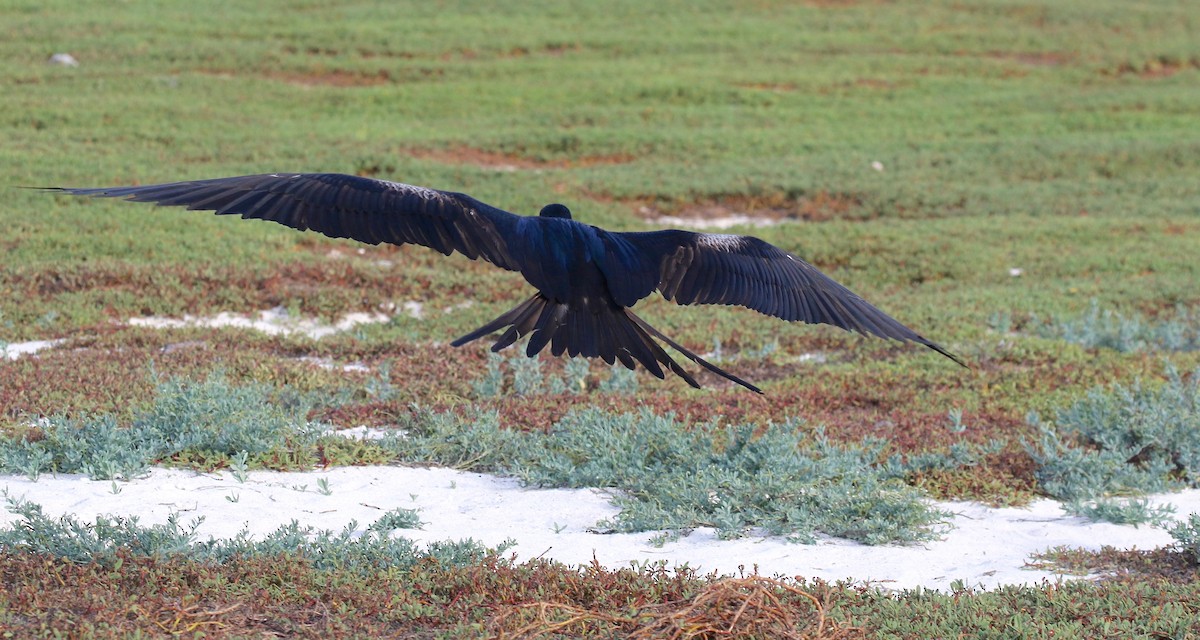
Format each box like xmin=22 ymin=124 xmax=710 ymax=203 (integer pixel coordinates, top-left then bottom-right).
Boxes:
xmin=444 ymin=42 xmax=583 ymax=62
xmin=266 ymin=68 xmax=395 ymax=87
xmin=735 ymin=81 xmax=799 ymax=92
xmin=199 ymin=65 xmax=443 ymax=87
xmin=410 ymin=145 xmax=636 ymax=172
xmin=803 ymin=0 xmax=870 ymax=7
xmin=1103 ymin=55 xmax=1200 ymax=79
xmin=984 ymin=50 xmax=1071 ymax=67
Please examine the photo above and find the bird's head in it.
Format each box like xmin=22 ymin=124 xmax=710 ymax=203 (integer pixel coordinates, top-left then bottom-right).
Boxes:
xmin=538 ymin=203 xmax=572 ymax=219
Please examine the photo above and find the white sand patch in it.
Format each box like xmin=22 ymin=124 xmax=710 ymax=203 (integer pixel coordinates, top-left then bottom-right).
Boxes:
xmin=323 ymin=425 xmax=397 ymax=440
xmin=48 ymin=52 xmax=80 ymax=67
xmin=2 ymin=466 xmax=1197 ymax=592
xmin=295 ymin=356 xmax=371 ymax=373
xmin=402 ymin=300 xmax=424 ymax=319
xmin=128 ymin=306 xmax=389 ymax=340
xmin=3 ymin=339 xmax=65 ymax=360
xmin=652 ymin=214 xmax=779 ymax=230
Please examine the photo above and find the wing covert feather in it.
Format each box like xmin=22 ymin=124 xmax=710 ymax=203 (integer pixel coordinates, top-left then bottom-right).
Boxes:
xmin=50 ymin=173 xmax=524 ymax=272
xmin=619 ymin=229 xmax=964 ymax=365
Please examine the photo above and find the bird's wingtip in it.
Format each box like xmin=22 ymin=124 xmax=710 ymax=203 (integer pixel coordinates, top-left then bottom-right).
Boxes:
xmin=927 ymin=341 xmax=969 ymax=369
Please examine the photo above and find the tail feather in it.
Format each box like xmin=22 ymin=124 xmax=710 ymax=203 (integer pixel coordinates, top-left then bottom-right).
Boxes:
xmin=613 ymin=346 xmax=637 ymax=371
xmin=453 ymin=294 xmax=763 ymax=393
xmin=625 ymin=312 xmax=763 ymax=394
xmin=616 ymin=317 xmax=665 ymax=379
xmin=526 ymin=302 xmax=567 ymax=356
xmin=593 ymin=315 xmax=619 ymax=365
xmin=450 ymin=295 xmax=541 ymax=349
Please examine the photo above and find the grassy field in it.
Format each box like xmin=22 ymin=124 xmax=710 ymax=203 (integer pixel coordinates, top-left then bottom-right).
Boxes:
xmin=3 ymin=0 xmax=1200 ymax=636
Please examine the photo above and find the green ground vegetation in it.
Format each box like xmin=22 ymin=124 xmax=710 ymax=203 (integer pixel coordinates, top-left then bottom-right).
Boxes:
xmin=3 ymin=0 xmax=1200 ymax=636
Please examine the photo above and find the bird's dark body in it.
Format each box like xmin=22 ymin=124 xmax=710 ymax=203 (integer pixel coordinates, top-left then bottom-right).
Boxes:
xmin=44 ymin=172 xmax=965 ymax=393
xmin=513 ymin=216 xmax=608 ymax=301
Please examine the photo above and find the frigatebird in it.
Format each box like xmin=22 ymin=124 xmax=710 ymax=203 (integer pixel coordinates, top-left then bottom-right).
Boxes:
xmin=46 ymin=173 xmax=964 ymax=393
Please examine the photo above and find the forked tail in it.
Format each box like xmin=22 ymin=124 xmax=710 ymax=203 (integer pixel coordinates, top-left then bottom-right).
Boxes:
xmin=451 ymin=294 xmax=762 ymax=394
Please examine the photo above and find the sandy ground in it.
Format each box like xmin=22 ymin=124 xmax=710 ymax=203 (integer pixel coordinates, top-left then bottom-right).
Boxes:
xmin=2 ymin=464 xmax=1197 ymax=592
xmin=126 ymin=306 xmax=390 ymax=338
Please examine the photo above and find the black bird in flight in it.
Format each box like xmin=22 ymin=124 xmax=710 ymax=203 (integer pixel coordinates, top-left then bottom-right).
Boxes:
xmin=47 ymin=173 xmax=964 ymax=393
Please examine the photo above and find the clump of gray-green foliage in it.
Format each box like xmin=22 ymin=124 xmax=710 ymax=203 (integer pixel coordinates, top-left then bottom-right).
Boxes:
xmin=1027 ymin=366 xmax=1200 ymax=525
xmin=0 ymin=372 xmax=328 ymax=480
xmin=1166 ymin=512 xmax=1200 ymax=565
xmin=0 ymin=491 xmax=498 ymax=571
xmin=1036 ymin=301 xmax=1200 ymax=353
xmin=385 ymin=406 xmax=984 ymax=545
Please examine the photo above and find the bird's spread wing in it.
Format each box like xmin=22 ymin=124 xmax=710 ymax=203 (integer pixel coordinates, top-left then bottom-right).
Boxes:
xmin=617 ymin=229 xmax=965 ymax=366
xmin=47 ymin=173 xmax=524 ymax=271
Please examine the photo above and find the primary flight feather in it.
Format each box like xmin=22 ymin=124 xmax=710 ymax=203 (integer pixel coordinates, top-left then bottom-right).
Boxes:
xmin=46 ymin=172 xmax=965 ymax=393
